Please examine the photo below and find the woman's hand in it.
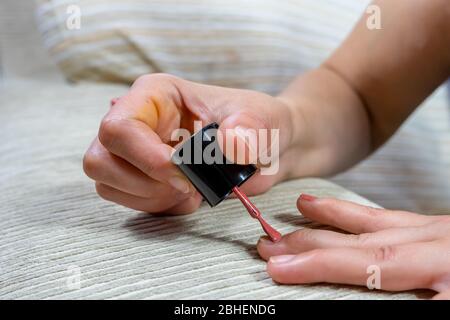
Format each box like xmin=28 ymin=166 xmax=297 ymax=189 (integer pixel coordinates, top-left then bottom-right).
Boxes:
xmin=257 ymin=194 xmax=450 ymax=299
xmin=83 ymin=73 xmax=303 ymax=214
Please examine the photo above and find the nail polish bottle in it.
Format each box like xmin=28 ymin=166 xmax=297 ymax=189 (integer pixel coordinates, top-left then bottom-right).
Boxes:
xmin=172 ymin=122 xmax=281 ymax=242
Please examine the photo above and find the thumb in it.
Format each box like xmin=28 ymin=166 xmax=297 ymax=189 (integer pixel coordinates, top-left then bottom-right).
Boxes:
xmin=217 ymin=111 xmax=282 ymax=171
xmin=174 ymin=79 xmax=291 ymax=170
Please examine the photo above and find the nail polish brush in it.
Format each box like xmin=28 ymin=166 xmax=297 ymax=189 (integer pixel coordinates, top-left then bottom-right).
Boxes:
xmin=172 ymin=122 xmax=281 ymax=242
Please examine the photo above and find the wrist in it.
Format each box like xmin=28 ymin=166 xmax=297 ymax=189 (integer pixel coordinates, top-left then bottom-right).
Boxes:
xmin=274 ymin=94 xmax=317 ymax=180
xmin=274 ymin=67 xmax=372 ymax=179
xmin=275 ymin=95 xmax=308 ymax=149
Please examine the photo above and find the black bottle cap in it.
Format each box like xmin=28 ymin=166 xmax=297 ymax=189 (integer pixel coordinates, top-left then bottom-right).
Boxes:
xmin=172 ymin=122 xmax=257 ymax=207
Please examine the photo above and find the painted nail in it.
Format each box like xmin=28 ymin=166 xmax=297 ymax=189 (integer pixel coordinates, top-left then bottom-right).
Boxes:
xmin=169 ymin=176 xmax=191 ymax=194
xmin=299 ymin=193 xmax=317 ymax=202
xmin=269 ymin=255 xmax=296 ymax=265
xmin=110 ymin=97 xmax=120 ymax=106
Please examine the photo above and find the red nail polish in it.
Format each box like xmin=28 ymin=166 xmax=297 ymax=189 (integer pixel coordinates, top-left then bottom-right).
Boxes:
xmin=300 ymin=194 xmax=317 ymax=202
xmin=110 ymin=97 xmax=120 ymax=106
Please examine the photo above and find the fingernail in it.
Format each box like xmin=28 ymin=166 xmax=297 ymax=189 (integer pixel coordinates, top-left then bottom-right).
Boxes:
xmin=234 ymin=126 xmax=258 ymax=152
xmin=110 ymin=97 xmax=120 ymax=106
xmin=269 ymin=255 xmax=296 ymax=265
xmin=169 ymin=176 xmax=191 ymax=194
xmin=299 ymin=193 xmax=317 ymax=202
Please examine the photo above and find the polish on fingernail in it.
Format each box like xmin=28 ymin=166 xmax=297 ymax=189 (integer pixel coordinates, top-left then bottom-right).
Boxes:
xmin=110 ymin=97 xmax=120 ymax=106
xmin=269 ymin=255 xmax=296 ymax=265
xmin=169 ymin=176 xmax=191 ymax=194
xmin=299 ymin=193 xmax=317 ymax=202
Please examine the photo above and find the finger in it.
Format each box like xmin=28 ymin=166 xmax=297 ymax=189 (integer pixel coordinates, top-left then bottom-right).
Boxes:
xmin=216 ymin=96 xmax=293 ymax=167
xmin=84 ymin=138 xmax=186 ymax=198
xmin=267 ymin=240 xmax=448 ymax=291
xmin=257 ymin=222 xmax=448 ymax=260
xmin=433 ymin=290 xmax=450 ymax=300
xmin=98 ymin=75 xmax=194 ymax=194
xmin=163 ymin=193 xmax=204 ymax=215
xmin=109 ymin=74 xmax=184 ymax=141
xmin=95 ymin=182 xmax=201 ymax=214
xmin=99 ymin=118 xmax=194 ymax=194
xmin=297 ymin=194 xmax=433 ymax=233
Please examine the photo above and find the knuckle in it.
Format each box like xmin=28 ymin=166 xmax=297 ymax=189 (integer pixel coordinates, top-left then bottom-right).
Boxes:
xmin=134 ymin=73 xmax=178 ymax=86
xmin=82 ymin=151 xmax=102 ymax=179
xmin=371 ymin=246 xmax=397 ymax=263
xmin=364 ymin=206 xmax=385 ymax=218
xmin=134 ymin=74 xmax=155 ymax=85
xmin=152 ymin=72 xmax=178 ymax=82
xmin=361 ymin=207 xmax=387 ymax=231
xmin=349 ymin=233 xmax=373 ymax=246
xmin=98 ymin=118 xmax=122 ymax=150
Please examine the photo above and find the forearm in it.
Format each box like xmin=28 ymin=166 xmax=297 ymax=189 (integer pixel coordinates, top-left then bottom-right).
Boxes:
xmin=278 ymin=0 xmax=450 ymax=179
xmin=326 ymin=0 xmax=450 ymax=147
xmin=278 ymin=66 xmax=371 ymax=178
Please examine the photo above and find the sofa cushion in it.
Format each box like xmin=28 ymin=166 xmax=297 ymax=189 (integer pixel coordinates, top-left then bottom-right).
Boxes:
xmin=35 ymin=0 xmax=368 ymax=92
xmin=0 ymin=0 xmax=61 ymax=81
